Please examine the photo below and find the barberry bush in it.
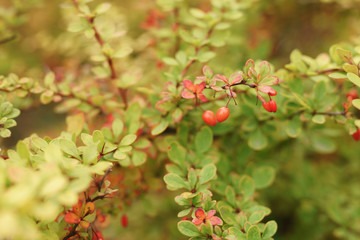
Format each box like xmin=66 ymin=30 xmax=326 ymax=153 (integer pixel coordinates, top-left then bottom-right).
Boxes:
xmin=1 ymin=0 xmax=360 ymax=239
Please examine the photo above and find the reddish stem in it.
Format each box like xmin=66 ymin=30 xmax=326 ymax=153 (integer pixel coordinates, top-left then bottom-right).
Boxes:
xmin=71 ymin=0 xmax=128 ymax=108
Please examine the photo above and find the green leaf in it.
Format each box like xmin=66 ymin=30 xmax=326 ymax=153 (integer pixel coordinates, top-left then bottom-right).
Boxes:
xmin=162 ymin=57 xmax=179 ymax=66
xmin=239 ymin=175 xmax=255 ymax=198
xmin=151 ymin=120 xmax=169 ymax=135
xmin=263 ymin=220 xmax=277 ymax=238
xmin=337 ymin=48 xmax=352 ymax=63
xmin=252 ymin=166 xmax=276 ymax=189
xmin=60 ymin=139 xmax=80 ymax=159
xmin=113 ymin=47 xmax=133 ymax=58
xmin=112 ymin=118 xmax=124 ymax=139
xmin=40 ymin=90 xmax=54 ymax=104
xmin=132 ymin=150 xmax=146 ymax=166
xmin=247 ymin=226 xmax=261 ymax=240
xmin=312 ymin=115 xmax=326 ymax=124
xmin=249 ymin=211 xmax=265 ymax=224
xmin=66 ymin=113 xmax=85 ymax=136
xmin=120 ymin=134 xmax=137 ymax=146
xmin=328 ymin=72 xmax=346 ymax=79
xmin=343 ymin=63 xmax=358 ymax=74
xmin=286 ymin=116 xmax=301 ymax=138
xmin=312 ymin=135 xmax=336 ymax=153
xmin=177 ymin=221 xmax=202 ymax=237
xmin=68 ymin=18 xmax=90 ymax=32
xmin=125 ymin=103 xmax=142 ymax=133
xmin=225 ymin=186 xmax=236 ymax=206
xmin=248 ymin=129 xmax=267 ymax=150
xmin=187 ymin=168 xmax=197 ymax=189
xmin=347 ymin=72 xmax=360 ymax=87
xmin=189 ymin=8 xmax=205 ymax=18
xmin=179 ymin=29 xmax=194 ymax=43
xmin=164 ymin=173 xmax=189 ymax=190
xmin=113 ymin=149 xmax=127 ymax=160
xmin=219 ymin=207 xmax=236 ymax=225
xmin=82 ymin=144 xmax=99 ymax=165
xmin=198 ymin=51 xmax=216 ymax=63
xmin=313 ymin=81 xmax=326 ymax=102
xmin=168 ymin=142 xmax=186 ymax=167
xmin=93 ymin=130 xmax=105 ymax=152
xmin=16 ymin=141 xmax=30 ymax=160
xmin=94 ymin=3 xmax=111 ymax=14
xmin=195 ymin=126 xmax=213 ymax=153
xmin=0 ymin=128 xmax=11 ymax=138
xmin=199 ymin=163 xmax=216 ymax=185
xmin=352 ymin=99 xmax=360 ymax=110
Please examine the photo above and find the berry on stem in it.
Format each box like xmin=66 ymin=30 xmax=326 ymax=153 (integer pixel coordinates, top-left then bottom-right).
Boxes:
xmin=269 ymin=99 xmax=277 ymax=112
xmin=269 ymin=90 xmax=277 ymax=96
xmin=202 ymin=110 xmax=217 ymax=126
xmin=262 ymin=102 xmax=272 ymax=112
xmin=216 ymin=107 xmax=230 ymax=122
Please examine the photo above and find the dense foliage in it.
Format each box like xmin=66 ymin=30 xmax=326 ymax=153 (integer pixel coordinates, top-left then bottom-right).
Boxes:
xmin=1 ymin=0 xmax=360 ymax=239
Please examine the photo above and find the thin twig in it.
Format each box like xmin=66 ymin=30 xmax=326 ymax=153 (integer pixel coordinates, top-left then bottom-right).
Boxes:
xmin=71 ymin=0 xmax=128 ymax=108
xmin=0 ymin=34 xmax=17 ymax=45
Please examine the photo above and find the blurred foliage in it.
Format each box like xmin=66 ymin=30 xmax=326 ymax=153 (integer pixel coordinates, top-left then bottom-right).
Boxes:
xmin=0 ymin=0 xmax=360 ymax=240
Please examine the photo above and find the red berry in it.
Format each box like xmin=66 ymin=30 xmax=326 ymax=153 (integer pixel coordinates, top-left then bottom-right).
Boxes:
xmin=202 ymin=110 xmax=217 ymax=126
xmin=262 ymin=102 xmax=272 ymax=112
xmin=121 ymin=214 xmax=128 ymax=227
xmin=269 ymin=99 xmax=277 ymax=112
xmin=216 ymin=107 xmax=230 ymax=122
xmin=269 ymin=89 xmax=277 ymax=96
xmin=352 ymin=128 xmax=360 ymax=141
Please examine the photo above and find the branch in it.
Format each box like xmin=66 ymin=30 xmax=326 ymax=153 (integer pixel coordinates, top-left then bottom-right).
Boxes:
xmin=63 ymin=223 xmax=79 ymax=240
xmin=71 ymin=0 xmax=128 ymax=108
xmin=222 ymin=80 xmax=257 ymax=89
xmin=315 ymin=111 xmax=346 ymax=117
xmin=0 ymin=34 xmax=17 ymax=45
xmin=180 ymin=22 xmax=219 ymax=79
xmin=97 ymin=167 xmax=112 ymax=192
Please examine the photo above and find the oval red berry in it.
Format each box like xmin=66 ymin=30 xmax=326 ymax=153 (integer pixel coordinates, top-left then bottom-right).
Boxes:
xmin=121 ymin=214 xmax=128 ymax=227
xmin=202 ymin=110 xmax=217 ymax=126
xmin=269 ymin=99 xmax=277 ymax=112
xmin=262 ymin=102 xmax=272 ymax=112
xmin=269 ymin=89 xmax=277 ymax=96
xmin=216 ymin=107 xmax=230 ymax=122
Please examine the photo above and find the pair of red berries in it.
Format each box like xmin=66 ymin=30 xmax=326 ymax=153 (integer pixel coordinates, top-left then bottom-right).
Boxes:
xmin=202 ymin=107 xmax=230 ymax=126
xmin=262 ymin=99 xmax=277 ymax=112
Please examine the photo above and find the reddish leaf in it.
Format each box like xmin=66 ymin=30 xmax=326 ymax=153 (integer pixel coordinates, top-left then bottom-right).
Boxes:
xmin=215 ymin=74 xmax=229 ymax=84
xmin=182 ymin=91 xmax=195 ymax=99
xmin=208 ymin=216 xmax=223 ymax=226
xmin=64 ymin=212 xmax=81 ymax=224
xmin=84 ymin=202 xmax=95 ymax=215
xmin=198 ymin=93 xmax=208 ymax=102
xmin=183 ymin=79 xmax=196 ymax=92
xmin=194 ymin=208 xmax=206 ymax=219
xmin=258 ymin=85 xmax=276 ymax=96
xmin=80 ymin=220 xmax=90 ymax=229
xmin=72 ymin=200 xmax=83 ymax=216
xmin=195 ymin=82 xmax=206 ymax=93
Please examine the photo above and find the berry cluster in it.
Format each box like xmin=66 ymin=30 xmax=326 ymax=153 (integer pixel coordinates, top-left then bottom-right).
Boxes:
xmin=202 ymin=107 xmax=230 ymax=126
